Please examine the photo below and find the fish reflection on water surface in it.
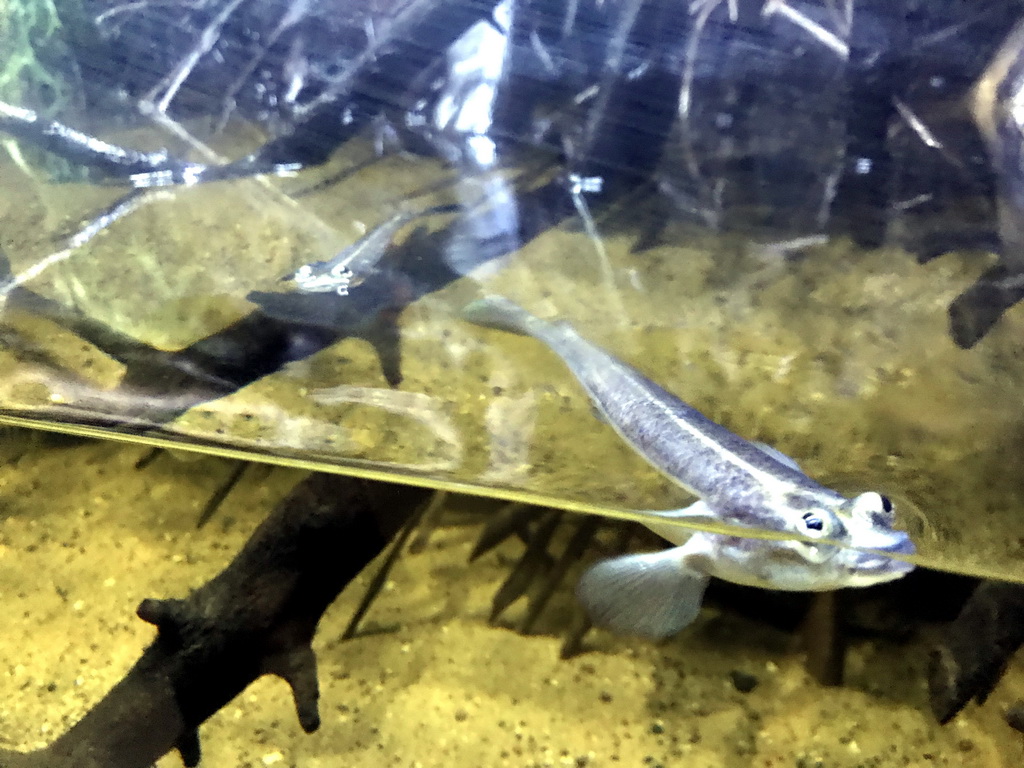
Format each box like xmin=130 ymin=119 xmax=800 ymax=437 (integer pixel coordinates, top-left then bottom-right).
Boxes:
xmin=282 ymin=204 xmax=461 ymax=296
xmin=463 ymin=296 xmax=916 ymax=639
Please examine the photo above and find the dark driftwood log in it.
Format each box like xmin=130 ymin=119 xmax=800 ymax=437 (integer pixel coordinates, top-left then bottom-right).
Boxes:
xmin=929 ymin=580 xmax=1024 ymax=724
xmin=0 ymin=473 xmax=429 ymax=768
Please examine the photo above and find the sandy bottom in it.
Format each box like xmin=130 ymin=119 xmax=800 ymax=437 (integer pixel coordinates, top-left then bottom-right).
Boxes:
xmin=0 ymin=431 xmax=1022 ymax=768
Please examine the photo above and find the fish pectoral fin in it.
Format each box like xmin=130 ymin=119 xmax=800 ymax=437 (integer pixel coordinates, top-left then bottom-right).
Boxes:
xmin=641 ymin=500 xmax=719 ymax=545
xmin=576 ymin=548 xmax=709 ymax=640
xmin=652 ymin=500 xmax=717 ymax=521
xmin=753 ymin=440 xmax=801 ymax=471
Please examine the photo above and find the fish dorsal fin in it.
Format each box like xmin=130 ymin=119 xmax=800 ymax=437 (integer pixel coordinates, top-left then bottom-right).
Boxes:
xmin=753 ymin=441 xmax=801 ymax=471
xmin=576 ymin=548 xmax=710 ymax=639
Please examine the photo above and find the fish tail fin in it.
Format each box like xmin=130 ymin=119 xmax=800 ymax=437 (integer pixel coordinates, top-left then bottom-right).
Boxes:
xmin=576 ymin=548 xmax=709 ymax=639
xmin=462 ymin=295 xmax=548 ymax=337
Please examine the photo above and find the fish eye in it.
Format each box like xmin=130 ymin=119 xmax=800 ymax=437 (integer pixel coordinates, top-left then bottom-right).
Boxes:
xmin=848 ymin=492 xmax=895 ymax=521
xmin=801 ymin=511 xmax=825 ymax=533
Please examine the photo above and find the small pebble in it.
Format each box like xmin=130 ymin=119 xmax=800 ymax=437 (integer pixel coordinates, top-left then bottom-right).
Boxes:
xmin=729 ymin=670 xmax=759 ymax=693
xmin=1006 ymin=701 xmax=1024 ymax=734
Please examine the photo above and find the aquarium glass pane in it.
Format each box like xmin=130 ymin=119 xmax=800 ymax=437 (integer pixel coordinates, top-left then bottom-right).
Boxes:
xmin=2 ymin=0 xmax=1024 ymax=584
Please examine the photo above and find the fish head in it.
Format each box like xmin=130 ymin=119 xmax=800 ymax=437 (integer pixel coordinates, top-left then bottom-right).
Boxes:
xmin=282 ymin=261 xmax=354 ymax=293
xmin=703 ymin=490 xmax=915 ymax=591
xmin=700 ymin=529 xmax=914 ymax=594
xmin=751 ymin=490 xmax=915 ymax=590
xmin=828 ymin=491 xmax=916 ymax=586
xmin=281 ymin=262 xmax=317 ymax=284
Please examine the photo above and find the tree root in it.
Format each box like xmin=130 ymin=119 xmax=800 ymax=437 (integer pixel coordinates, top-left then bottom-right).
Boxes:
xmin=0 ymin=472 xmax=429 ymax=768
xmin=929 ymin=580 xmax=1024 ymax=724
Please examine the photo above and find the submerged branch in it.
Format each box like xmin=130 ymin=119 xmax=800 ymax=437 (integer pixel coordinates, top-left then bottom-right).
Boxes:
xmin=0 ymin=472 xmax=429 ymax=768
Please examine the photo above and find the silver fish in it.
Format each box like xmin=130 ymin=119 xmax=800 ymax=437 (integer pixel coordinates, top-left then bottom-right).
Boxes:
xmin=463 ymin=295 xmax=916 ymax=639
xmin=283 ymin=203 xmax=459 ymax=295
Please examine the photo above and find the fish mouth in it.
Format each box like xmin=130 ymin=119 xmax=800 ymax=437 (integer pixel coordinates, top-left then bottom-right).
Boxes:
xmin=847 ymin=532 xmax=916 ymax=577
xmin=855 ymin=554 xmax=915 ymax=576
xmin=876 ymin=532 xmax=916 ymax=557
